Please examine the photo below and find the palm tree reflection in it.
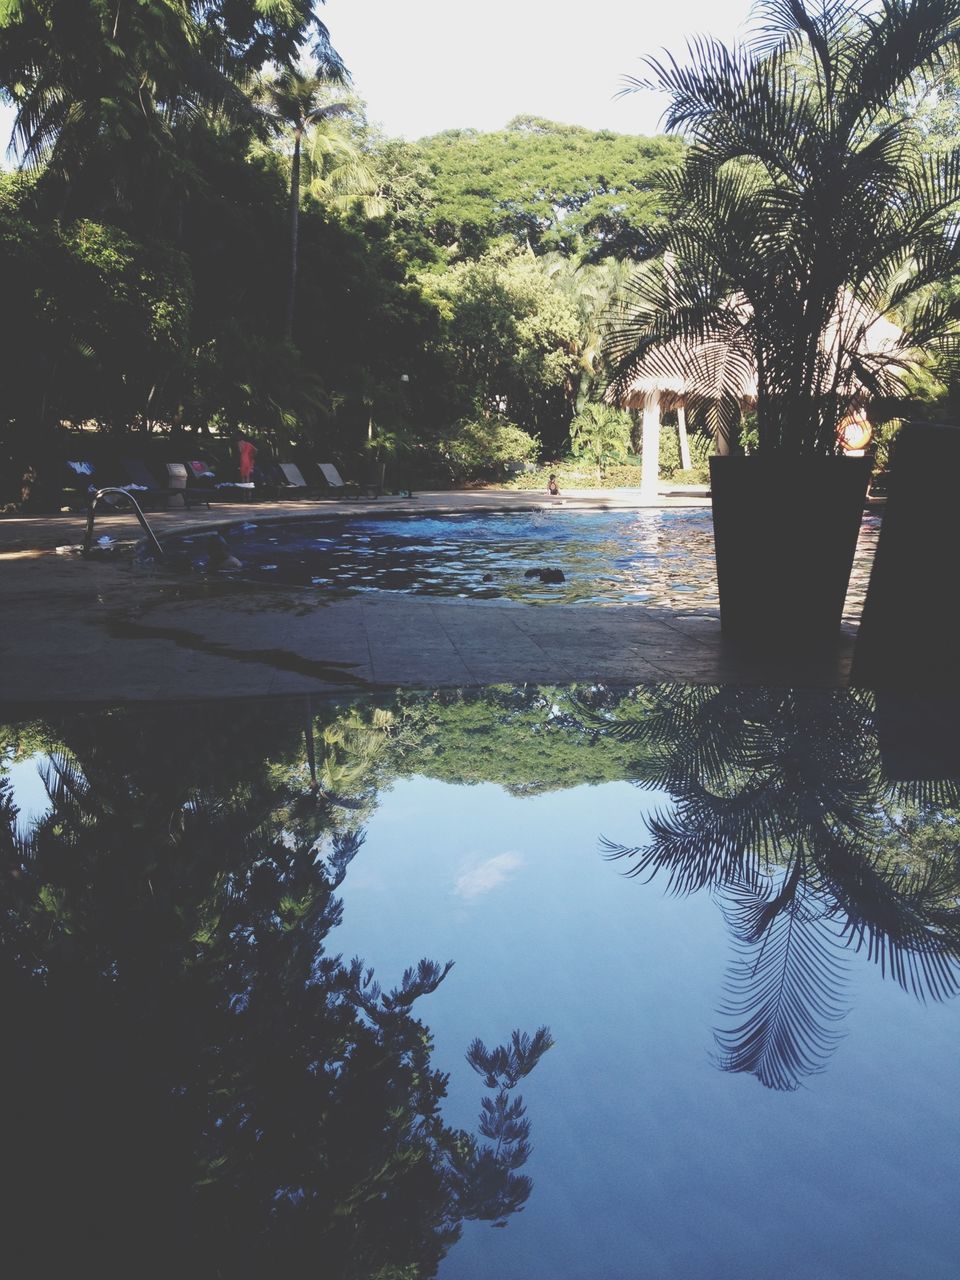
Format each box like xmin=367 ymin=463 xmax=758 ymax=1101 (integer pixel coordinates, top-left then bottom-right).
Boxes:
xmin=0 ymin=703 xmax=552 ymax=1277
xmin=588 ymin=686 xmax=960 ymax=1090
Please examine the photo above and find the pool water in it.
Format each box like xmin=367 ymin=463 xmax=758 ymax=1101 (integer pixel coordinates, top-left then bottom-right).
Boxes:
xmin=163 ymin=509 xmax=881 ymax=617
xmin=2 ymin=683 xmax=958 ymax=1278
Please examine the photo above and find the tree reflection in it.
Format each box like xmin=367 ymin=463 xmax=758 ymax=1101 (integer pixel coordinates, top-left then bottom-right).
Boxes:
xmin=585 ymin=686 xmax=960 ymax=1091
xmin=0 ymin=703 xmax=552 ymax=1278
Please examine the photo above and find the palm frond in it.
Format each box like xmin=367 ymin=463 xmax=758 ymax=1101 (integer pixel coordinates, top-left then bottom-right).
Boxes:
xmin=821 ymin=836 xmax=960 ymax=1002
xmin=715 ymin=877 xmax=850 ymax=1090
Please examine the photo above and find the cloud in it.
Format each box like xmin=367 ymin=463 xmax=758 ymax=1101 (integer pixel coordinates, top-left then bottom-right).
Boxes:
xmin=454 ymin=853 xmax=523 ymax=902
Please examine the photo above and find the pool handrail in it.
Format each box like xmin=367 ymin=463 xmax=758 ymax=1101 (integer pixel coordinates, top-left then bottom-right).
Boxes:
xmin=82 ymin=488 xmax=164 ymax=558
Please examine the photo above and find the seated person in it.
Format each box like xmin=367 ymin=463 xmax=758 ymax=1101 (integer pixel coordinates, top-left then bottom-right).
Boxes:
xmin=547 ymin=474 xmax=560 ymax=496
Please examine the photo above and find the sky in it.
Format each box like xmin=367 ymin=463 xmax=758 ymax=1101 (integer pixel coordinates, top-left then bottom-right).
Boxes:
xmin=0 ymin=0 xmax=757 ymax=160
xmin=320 ymin=0 xmax=758 ymax=138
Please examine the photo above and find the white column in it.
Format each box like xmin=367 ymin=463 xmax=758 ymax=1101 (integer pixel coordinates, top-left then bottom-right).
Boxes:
xmin=677 ymin=401 xmax=692 ymax=471
xmin=640 ymin=392 xmax=661 ymax=500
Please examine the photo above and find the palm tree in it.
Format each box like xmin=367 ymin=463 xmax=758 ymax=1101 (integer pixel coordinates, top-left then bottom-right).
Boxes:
xmin=569 ymin=402 xmax=632 ymax=481
xmin=258 ymin=66 xmax=350 ymax=340
xmin=609 ymin=0 xmax=960 ymax=454
xmin=0 ymin=2 xmax=247 ymax=215
xmin=539 ymin=254 xmax=635 ymax=413
xmin=1 ymin=3 xmax=346 ymax=223
xmin=304 ymin=95 xmax=387 ymax=219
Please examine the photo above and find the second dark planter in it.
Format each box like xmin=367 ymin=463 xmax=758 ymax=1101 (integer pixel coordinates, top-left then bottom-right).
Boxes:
xmin=709 ymin=454 xmax=872 ymax=646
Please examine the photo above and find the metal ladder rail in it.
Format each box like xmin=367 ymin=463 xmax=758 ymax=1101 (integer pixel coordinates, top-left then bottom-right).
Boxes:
xmin=82 ymin=488 xmax=165 ymax=558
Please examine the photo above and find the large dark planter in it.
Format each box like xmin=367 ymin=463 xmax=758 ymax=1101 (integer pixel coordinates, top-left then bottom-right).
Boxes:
xmin=853 ymin=423 xmax=960 ymax=686
xmin=709 ymin=454 xmax=872 ymax=646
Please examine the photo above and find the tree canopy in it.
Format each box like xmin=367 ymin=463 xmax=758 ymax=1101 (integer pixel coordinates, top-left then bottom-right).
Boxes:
xmin=413 ymin=116 xmax=684 ymax=259
xmin=5 ymin=0 xmax=960 ymax=492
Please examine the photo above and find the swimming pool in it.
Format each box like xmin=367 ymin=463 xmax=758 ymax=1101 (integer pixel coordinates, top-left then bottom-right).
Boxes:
xmin=163 ymin=508 xmax=881 ymax=617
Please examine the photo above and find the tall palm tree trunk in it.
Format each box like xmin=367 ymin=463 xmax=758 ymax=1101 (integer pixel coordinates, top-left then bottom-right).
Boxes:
xmin=285 ymin=126 xmax=303 ymax=341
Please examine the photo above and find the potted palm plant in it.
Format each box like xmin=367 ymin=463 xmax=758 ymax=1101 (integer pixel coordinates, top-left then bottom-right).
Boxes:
xmin=610 ymin=0 xmax=960 ymax=645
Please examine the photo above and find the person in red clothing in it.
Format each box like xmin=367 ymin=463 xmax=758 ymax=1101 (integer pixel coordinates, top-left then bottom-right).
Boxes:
xmin=236 ymin=434 xmax=257 ymax=483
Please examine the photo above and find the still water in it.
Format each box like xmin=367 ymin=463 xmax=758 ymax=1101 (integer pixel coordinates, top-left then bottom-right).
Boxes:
xmin=1 ymin=684 xmax=958 ymax=1278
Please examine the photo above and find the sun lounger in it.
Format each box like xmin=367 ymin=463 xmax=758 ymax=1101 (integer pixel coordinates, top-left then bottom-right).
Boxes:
xmin=186 ymin=459 xmax=256 ymax=502
xmin=316 ymin=462 xmax=367 ymax=499
xmin=61 ymin=460 xmax=99 ymax=510
xmin=120 ymin=458 xmax=184 ymax=509
xmin=269 ymin=461 xmax=324 ymax=498
xmin=167 ymin=463 xmax=212 ymax=509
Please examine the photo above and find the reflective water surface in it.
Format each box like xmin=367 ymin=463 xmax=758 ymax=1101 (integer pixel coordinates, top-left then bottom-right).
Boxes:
xmin=159 ymin=509 xmax=880 ymax=619
xmin=2 ymin=684 xmax=958 ymax=1278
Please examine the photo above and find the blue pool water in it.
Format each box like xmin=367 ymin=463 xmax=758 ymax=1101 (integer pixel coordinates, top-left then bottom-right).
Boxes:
xmin=2 ymin=683 xmax=957 ymax=1277
xmin=163 ymin=508 xmax=881 ymax=616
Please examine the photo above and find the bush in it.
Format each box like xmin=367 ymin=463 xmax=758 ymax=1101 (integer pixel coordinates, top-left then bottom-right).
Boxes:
xmin=671 ymin=467 xmax=711 ymax=485
xmin=495 ymin=460 xmax=642 ymax=490
xmin=493 ymin=454 xmax=714 ymax=491
xmin=658 ymin=420 xmax=711 ymax=480
xmin=569 ymin=405 xmax=633 ymax=479
xmin=440 ymin=417 xmax=539 ymax=483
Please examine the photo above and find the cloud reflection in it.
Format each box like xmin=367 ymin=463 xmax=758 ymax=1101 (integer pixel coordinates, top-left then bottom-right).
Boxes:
xmin=455 ymin=852 xmax=523 ymax=901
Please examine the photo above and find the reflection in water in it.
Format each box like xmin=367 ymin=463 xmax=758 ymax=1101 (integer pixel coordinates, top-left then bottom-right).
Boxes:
xmin=584 ymin=686 xmax=960 ymax=1090
xmin=0 ymin=704 xmax=551 ymax=1277
xmin=3 ymin=686 xmax=960 ymax=1276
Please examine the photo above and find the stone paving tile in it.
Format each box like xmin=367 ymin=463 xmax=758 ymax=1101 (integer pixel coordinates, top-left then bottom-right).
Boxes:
xmin=0 ymin=495 xmax=877 ymax=701
xmin=534 ymin=656 xmax=664 ymax=682
xmin=267 ymin=670 xmax=374 ymax=696
xmin=458 ymin=664 xmax=578 ymax=685
xmin=367 ymin=647 xmax=474 ymax=684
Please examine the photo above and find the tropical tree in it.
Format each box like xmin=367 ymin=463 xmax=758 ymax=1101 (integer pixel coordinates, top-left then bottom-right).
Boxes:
xmin=539 ymin=253 xmax=636 ymax=412
xmin=609 ymin=0 xmax=960 ymax=453
xmin=257 ymin=65 xmax=351 ymax=339
xmin=293 ymin=92 xmax=389 ymax=219
xmin=569 ymin=403 xmax=633 ymax=481
xmin=0 ymin=1 xmax=341 ymax=220
xmin=416 ymin=117 xmax=684 ymax=259
xmin=419 ymin=245 xmax=581 ymax=448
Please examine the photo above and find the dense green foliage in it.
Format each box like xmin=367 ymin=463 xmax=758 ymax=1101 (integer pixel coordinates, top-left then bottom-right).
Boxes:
xmin=413 ymin=116 xmax=684 ymax=259
xmin=5 ymin=2 xmax=960 ymax=496
xmin=386 ymin=687 xmax=653 ymax=794
xmin=0 ymin=3 xmax=692 ymax=496
xmin=569 ymin=404 xmax=633 ymax=480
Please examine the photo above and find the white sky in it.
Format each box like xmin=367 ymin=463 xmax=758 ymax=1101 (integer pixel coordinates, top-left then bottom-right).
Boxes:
xmin=321 ymin=0 xmax=757 ymax=138
xmin=0 ymin=0 xmax=757 ymax=159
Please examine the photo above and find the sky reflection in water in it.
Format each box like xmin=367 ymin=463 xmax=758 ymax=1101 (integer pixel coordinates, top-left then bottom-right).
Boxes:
xmin=1 ymin=684 xmax=958 ymax=1279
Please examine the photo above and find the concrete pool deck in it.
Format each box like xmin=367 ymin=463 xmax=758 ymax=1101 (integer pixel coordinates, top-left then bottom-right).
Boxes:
xmin=0 ymin=489 xmax=864 ymax=704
